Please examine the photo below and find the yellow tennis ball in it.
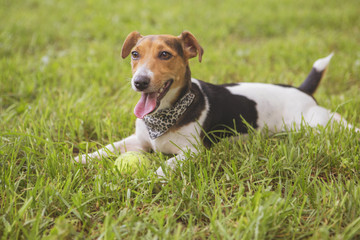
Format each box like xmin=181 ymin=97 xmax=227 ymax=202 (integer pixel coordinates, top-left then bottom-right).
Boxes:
xmin=114 ymin=151 xmax=150 ymax=173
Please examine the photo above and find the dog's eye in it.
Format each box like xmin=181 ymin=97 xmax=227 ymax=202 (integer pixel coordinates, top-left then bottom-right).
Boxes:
xmin=159 ymin=51 xmax=172 ymax=60
xmin=131 ymin=51 xmax=140 ymax=60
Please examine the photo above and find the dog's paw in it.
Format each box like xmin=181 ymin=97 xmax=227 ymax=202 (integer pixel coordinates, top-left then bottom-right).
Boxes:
xmin=155 ymin=166 xmax=166 ymax=178
xmin=74 ymin=154 xmax=89 ymax=164
xmin=155 ymin=157 xmax=181 ymax=178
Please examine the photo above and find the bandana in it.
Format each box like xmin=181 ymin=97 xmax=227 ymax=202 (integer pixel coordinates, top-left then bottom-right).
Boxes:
xmin=143 ymin=91 xmax=195 ymax=139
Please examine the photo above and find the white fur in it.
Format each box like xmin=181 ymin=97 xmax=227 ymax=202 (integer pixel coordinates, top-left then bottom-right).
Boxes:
xmin=226 ymin=83 xmax=317 ymax=131
xmin=131 ymin=64 xmax=154 ymax=91
xmin=74 ymin=134 xmax=149 ymax=164
xmin=313 ymin=53 xmax=334 ymax=72
xmin=145 ymin=80 xmax=209 ymax=154
xmin=151 ymin=79 xmax=210 ymax=175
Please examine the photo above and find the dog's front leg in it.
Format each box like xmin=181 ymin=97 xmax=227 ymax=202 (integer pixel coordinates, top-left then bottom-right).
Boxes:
xmin=74 ymin=134 xmax=151 ymax=164
xmin=155 ymin=148 xmax=199 ymax=178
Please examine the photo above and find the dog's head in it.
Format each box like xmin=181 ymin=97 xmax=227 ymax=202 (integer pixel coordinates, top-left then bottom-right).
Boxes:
xmin=121 ymin=31 xmax=203 ymax=119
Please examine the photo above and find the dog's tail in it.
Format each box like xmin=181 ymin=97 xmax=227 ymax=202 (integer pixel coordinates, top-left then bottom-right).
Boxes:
xmin=298 ymin=53 xmax=334 ymax=95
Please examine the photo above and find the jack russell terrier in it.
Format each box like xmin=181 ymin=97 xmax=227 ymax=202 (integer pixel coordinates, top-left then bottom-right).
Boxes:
xmin=75 ymin=31 xmax=359 ymax=177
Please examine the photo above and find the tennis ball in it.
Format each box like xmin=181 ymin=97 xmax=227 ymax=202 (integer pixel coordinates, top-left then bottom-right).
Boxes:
xmin=114 ymin=151 xmax=150 ymax=173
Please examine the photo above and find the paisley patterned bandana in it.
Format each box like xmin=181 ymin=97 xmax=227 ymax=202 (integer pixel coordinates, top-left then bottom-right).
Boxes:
xmin=143 ymin=91 xmax=195 ymax=139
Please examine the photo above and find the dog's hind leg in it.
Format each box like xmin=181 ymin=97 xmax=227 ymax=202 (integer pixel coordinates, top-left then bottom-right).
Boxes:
xmin=331 ymin=112 xmax=360 ymax=132
xmin=303 ymin=105 xmax=360 ymax=132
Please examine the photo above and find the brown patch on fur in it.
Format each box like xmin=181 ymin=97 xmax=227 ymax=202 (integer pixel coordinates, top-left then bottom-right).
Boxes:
xmin=135 ymin=36 xmax=187 ymax=93
xmin=168 ymin=65 xmax=193 ymax=106
xmin=121 ymin=32 xmax=142 ymax=59
xmin=123 ymin=31 xmax=203 ymax=109
xmin=164 ymin=38 xmax=184 ymax=58
xmin=179 ymin=31 xmax=204 ymax=62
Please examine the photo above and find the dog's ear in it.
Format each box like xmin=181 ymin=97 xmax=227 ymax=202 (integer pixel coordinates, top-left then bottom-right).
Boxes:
xmin=179 ymin=31 xmax=204 ymax=62
xmin=121 ymin=32 xmax=142 ymax=59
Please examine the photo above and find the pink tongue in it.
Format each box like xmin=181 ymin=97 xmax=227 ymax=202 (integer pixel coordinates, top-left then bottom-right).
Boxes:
xmin=134 ymin=92 xmax=158 ymax=119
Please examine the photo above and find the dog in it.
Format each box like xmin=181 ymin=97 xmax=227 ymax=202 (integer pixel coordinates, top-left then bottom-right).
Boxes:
xmin=75 ymin=31 xmax=359 ymax=177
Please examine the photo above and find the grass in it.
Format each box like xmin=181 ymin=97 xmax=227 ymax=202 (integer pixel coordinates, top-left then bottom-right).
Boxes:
xmin=1 ymin=0 xmax=360 ymax=239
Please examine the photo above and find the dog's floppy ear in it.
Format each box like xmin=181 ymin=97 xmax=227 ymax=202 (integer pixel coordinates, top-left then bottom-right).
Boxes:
xmin=121 ymin=32 xmax=142 ymax=59
xmin=179 ymin=31 xmax=204 ymax=62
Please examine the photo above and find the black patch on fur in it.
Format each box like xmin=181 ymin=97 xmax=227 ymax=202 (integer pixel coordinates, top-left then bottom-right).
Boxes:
xmin=184 ymin=65 xmax=191 ymax=83
xmin=172 ymin=82 xmax=205 ymax=129
xmin=220 ymin=83 xmax=240 ymax=87
xmin=275 ymin=83 xmax=293 ymax=88
xmin=164 ymin=39 xmax=184 ymax=58
xmin=298 ymin=68 xmax=324 ymax=95
xmin=197 ymin=80 xmax=258 ymax=147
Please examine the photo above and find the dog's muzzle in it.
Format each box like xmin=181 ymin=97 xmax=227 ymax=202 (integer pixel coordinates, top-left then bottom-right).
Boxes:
xmin=133 ymin=75 xmax=150 ymax=91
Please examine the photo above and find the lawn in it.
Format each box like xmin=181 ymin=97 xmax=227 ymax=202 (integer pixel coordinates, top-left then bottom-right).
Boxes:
xmin=1 ymin=0 xmax=360 ymax=239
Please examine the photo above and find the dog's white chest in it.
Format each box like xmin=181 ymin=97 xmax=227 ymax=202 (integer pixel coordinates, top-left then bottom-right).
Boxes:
xmin=136 ymin=119 xmax=202 ymax=154
xmin=154 ymin=123 xmax=201 ymax=153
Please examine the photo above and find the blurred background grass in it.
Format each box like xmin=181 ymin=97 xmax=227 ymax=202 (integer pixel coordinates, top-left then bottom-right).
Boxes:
xmin=1 ymin=0 xmax=360 ymax=142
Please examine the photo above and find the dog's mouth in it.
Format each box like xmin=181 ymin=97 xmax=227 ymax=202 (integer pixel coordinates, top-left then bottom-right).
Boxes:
xmin=134 ymin=79 xmax=173 ymax=119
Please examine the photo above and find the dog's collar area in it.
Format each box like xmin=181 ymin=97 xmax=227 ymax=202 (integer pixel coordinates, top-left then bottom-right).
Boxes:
xmin=143 ymin=91 xmax=195 ymax=139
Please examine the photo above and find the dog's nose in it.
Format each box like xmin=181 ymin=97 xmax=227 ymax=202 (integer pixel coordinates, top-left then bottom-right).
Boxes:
xmin=133 ymin=76 xmax=150 ymax=91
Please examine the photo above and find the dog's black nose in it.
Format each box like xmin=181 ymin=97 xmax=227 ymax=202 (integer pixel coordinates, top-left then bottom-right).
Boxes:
xmin=133 ymin=76 xmax=150 ymax=91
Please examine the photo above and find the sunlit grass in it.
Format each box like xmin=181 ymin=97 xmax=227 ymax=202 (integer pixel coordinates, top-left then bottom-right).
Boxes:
xmin=1 ymin=0 xmax=360 ymax=238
